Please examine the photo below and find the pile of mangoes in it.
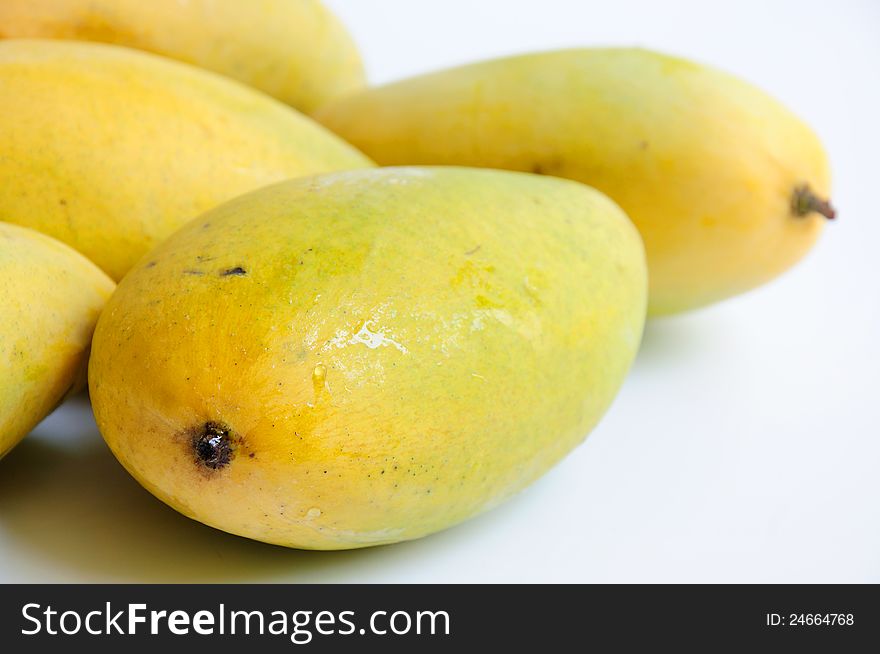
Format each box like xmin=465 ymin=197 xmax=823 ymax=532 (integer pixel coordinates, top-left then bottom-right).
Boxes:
xmin=0 ymin=1 xmax=832 ymax=550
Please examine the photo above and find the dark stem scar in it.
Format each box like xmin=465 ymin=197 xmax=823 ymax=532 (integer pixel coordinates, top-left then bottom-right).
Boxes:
xmin=791 ymin=185 xmax=836 ymax=220
xmin=193 ymin=421 xmax=235 ymax=469
xmin=220 ymin=266 xmax=247 ymax=277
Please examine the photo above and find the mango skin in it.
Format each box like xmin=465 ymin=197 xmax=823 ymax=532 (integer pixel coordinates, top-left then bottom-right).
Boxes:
xmin=0 ymin=0 xmax=365 ymax=113
xmin=314 ymin=48 xmax=832 ymax=315
xmin=0 ymin=222 xmax=114 ymax=459
xmin=89 ymin=167 xmax=647 ymax=550
xmin=0 ymin=39 xmax=373 ymax=281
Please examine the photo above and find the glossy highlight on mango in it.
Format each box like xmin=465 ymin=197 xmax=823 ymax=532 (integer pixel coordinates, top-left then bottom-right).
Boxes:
xmin=315 ymin=48 xmax=834 ymax=315
xmin=89 ymin=167 xmax=647 ymax=549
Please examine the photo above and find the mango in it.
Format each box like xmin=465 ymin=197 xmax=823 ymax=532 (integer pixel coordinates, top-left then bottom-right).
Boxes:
xmin=0 ymin=222 xmax=114 ymax=459
xmin=0 ymin=0 xmax=365 ymax=113
xmin=89 ymin=167 xmax=647 ymax=549
xmin=0 ymin=39 xmax=373 ymax=281
xmin=314 ymin=48 xmax=834 ymax=315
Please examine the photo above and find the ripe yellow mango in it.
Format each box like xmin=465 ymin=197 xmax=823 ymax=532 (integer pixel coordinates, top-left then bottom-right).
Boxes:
xmin=89 ymin=167 xmax=647 ymax=549
xmin=0 ymin=39 xmax=373 ymax=281
xmin=314 ymin=49 xmax=833 ymax=315
xmin=0 ymin=0 xmax=365 ymax=113
xmin=0 ymin=222 xmax=114 ymax=459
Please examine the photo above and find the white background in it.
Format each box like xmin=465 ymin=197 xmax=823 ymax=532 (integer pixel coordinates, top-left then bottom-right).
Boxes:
xmin=1 ymin=0 xmax=878 ymax=582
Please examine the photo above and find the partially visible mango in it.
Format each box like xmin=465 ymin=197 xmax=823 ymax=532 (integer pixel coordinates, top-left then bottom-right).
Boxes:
xmin=315 ymin=48 xmax=833 ymax=315
xmin=0 ymin=0 xmax=365 ymax=112
xmin=89 ymin=167 xmax=647 ymax=549
xmin=0 ymin=222 xmax=114 ymax=459
xmin=0 ymin=39 xmax=373 ymax=281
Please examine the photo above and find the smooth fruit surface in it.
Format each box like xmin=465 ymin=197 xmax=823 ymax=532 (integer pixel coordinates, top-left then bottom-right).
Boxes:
xmin=315 ymin=48 xmax=832 ymax=315
xmin=0 ymin=222 xmax=114 ymax=459
xmin=89 ymin=167 xmax=647 ymax=549
xmin=0 ymin=39 xmax=373 ymax=281
xmin=0 ymin=0 xmax=365 ymax=113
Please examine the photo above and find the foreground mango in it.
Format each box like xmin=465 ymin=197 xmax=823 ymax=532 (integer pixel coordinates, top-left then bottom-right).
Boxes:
xmin=0 ymin=39 xmax=372 ymax=281
xmin=0 ymin=0 xmax=365 ymax=113
xmin=89 ymin=167 xmax=647 ymax=549
xmin=1 ymin=222 xmax=114 ymax=459
xmin=314 ymin=48 xmax=833 ymax=315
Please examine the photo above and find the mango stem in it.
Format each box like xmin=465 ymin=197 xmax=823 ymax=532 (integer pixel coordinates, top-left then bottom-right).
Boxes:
xmin=792 ymin=185 xmax=836 ymax=220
